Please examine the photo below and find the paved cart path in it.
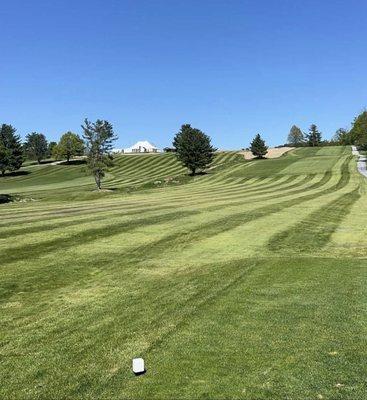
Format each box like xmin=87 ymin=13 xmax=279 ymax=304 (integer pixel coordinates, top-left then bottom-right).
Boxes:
xmin=352 ymin=145 xmax=367 ymax=178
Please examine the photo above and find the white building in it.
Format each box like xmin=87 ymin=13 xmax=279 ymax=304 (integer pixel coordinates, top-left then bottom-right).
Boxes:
xmin=111 ymin=148 xmax=124 ymax=154
xmin=124 ymin=140 xmax=161 ymax=153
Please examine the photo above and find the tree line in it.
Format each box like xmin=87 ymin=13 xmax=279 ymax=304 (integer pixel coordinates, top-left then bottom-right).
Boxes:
xmin=0 ymin=127 xmax=86 ymax=176
xmin=0 ymin=120 xmax=265 ymax=189
xmin=286 ymin=124 xmax=323 ymax=147
xmin=286 ymin=110 xmax=367 ymax=148
xmin=2 ymin=110 xmax=366 ymax=189
xmin=0 ymin=120 xmax=115 ymax=187
xmin=0 ymin=120 xmax=213 ymax=189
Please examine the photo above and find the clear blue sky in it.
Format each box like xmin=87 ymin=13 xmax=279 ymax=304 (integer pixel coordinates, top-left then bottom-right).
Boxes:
xmin=1 ymin=0 xmax=366 ymax=149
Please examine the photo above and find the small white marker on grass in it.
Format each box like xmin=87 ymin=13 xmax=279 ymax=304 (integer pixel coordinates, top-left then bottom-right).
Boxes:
xmin=132 ymin=358 xmax=145 ymax=375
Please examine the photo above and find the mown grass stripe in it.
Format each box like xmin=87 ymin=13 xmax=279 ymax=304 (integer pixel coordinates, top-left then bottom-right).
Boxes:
xmin=0 ymin=210 xmax=199 ymax=266
xmin=268 ymin=188 xmax=361 ymax=253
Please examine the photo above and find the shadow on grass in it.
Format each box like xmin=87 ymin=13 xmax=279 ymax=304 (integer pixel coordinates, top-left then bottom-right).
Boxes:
xmin=58 ymin=160 xmax=87 ymax=166
xmin=1 ymin=170 xmax=30 ymax=177
xmin=0 ymin=194 xmax=14 ymax=204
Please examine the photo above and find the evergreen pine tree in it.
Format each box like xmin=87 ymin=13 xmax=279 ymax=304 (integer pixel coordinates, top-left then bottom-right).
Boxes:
xmin=24 ymin=132 xmax=48 ymax=163
xmin=306 ymin=124 xmax=322 ymax=147
xmin=173 ymin=124 xmax=216 ymax=175
xmin=0 ymin=124 xmax=23 ymax=176
xmin=250 ymin=134 xmax=268 ymax=158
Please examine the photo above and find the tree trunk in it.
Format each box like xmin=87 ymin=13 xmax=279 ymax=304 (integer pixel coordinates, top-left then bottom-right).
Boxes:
xmin=94 ymin=172 xmax=101 ymax=190
xmin=37 ymin=158 xmax=41 ymax=164
xmin=1 ymin=170 xmax=5 ymax=177
xmin=191 ymin=167 xmax=196 ymax=176
xmin=67 ymin=154 xmax=70 ymax=164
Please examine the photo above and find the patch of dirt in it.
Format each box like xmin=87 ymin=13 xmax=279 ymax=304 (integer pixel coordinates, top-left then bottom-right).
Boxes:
xmin=239 ymin=147 xmax=294 ymax=160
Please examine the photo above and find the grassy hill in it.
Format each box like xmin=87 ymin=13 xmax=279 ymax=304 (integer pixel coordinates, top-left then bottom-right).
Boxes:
xmin=1 ymin=147 xmax=367 ymax=399
xmin=0 ymin=151 xmax=241 ymax=199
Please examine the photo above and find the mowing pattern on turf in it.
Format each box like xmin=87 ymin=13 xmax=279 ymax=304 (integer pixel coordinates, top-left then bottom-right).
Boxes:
xmin=1 ymin=146 xmax=367 ymax=399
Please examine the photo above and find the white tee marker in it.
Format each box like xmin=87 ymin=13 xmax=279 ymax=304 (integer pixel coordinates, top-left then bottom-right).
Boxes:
xmin=132 ymin=358 xmax=145 ymax=375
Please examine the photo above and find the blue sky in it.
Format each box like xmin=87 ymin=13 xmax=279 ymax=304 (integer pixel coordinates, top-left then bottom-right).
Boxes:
xmin=1 ymin=0 xmax=366 ymax=149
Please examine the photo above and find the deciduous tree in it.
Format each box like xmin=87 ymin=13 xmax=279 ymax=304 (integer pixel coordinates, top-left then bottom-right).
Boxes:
xmin=332 ymin=128 xmax=351 ymax=145
xmin=287 ymin=125 xmax=304 ymax=146
xmin=54 ymin=132 xmax=84 ymax=163
xmin=48 ymin=141 xmax=57 ymax=158
xmin=81 ymin=119 xmax=117 ymax=190
xmin=349 ymin=111 xmax=367 ymax=149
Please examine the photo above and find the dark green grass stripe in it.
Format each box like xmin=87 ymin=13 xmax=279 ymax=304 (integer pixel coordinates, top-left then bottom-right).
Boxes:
xmin=0 ymin=210 xmax=199 ymax=266
xmin=268 ymin=188 xmax=361 ymax=253
xmin=0 ymin=203 xmax=191 ymax=239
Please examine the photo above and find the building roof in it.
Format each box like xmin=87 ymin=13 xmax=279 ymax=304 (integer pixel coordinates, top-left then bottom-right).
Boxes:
xmin=128 ymin=140 xmax=158 ymax=149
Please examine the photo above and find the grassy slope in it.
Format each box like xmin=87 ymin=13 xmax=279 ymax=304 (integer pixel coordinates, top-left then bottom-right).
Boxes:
xmin=1 ymin=147 xmax=367 ymax=399
xmin=0 ymin=152 xmax=241 ymax=197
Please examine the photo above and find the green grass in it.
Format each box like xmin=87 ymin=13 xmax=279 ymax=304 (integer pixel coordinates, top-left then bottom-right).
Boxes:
xmin=1 ymin=147 xmax=367 ymax=399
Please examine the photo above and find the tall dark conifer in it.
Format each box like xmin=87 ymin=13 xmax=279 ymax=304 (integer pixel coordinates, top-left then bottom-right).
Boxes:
xmin=306 ymin=124 xmax=322 ymax=147
xmin=0 ymin=124 xmax=23 ymax=176
xmin=173 ymin=124 xmax=216 ymax=175
xmin=24 ymin=132 xmax=48 ymax=163
xmin=250 ymin=134 xmax=268 ymax=158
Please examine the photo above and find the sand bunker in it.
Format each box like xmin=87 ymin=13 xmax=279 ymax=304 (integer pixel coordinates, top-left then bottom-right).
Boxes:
xmin=239 ymin=147 xmax=294 ymax=160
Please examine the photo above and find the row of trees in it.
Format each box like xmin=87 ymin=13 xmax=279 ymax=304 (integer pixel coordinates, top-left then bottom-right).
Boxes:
xmin=0 ymin=121 xmax=115 ymax=185
xmin=0 ymin=128 xmax=88 ymax=176
xmin=2 ymin=111 xmax=365 ymax=188
xmin=0 ymin=120 xmax=269 ymax=188
xmin=287 ymin=124 xmax=323 ymax=147
xmin=173 ymin=127 xmax=270 ymax=172
xmin=24 ymin=131 xmax=86 ymax=164
xmin=286 ymin=110 xmax=367 ymax=149
xmin=332 ymin=111 xmax=367 ymax=148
